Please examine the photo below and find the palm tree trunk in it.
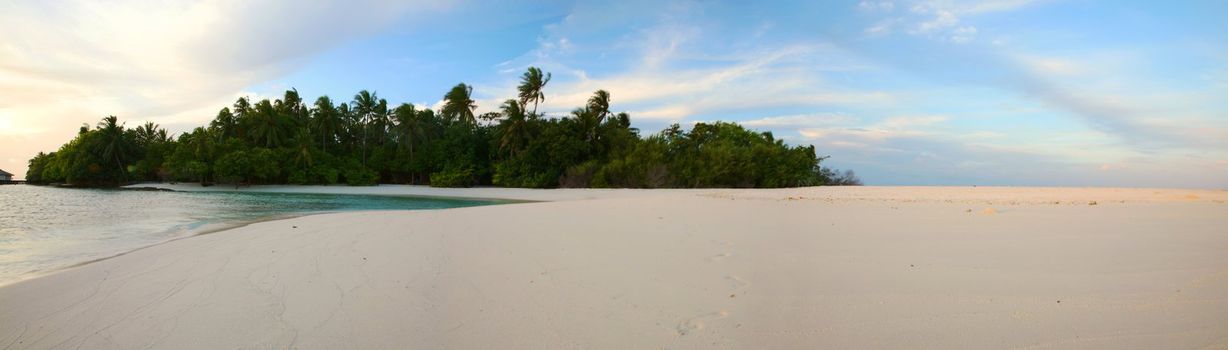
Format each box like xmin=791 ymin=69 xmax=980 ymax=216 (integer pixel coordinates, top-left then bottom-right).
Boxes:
xmin=362 ymin=114 xmax=368 ymax=166
xmin=115 ymin=157 xmax=127 ymax=184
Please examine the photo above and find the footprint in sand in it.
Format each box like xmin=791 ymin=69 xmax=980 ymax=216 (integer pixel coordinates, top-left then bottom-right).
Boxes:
xmin=674 ymin=276 xmax=748 ymax=335
xmin=726 ymin=275 xmax=750 ymax=294
xmin=677 ymin=310 xmax=729 ymax=336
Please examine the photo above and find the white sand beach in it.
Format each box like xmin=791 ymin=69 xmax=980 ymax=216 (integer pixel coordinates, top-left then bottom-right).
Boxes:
xmin=2 ymin=186 xmax=1227 ymax=349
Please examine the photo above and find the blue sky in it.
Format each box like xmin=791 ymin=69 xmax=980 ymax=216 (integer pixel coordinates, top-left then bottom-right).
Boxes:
xmin=1 ymin=0 xmax=1226 ymax=187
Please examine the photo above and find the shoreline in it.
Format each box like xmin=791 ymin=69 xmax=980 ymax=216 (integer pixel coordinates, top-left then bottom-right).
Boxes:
xmin=122 ymin=182 xmax=1228 ymax=204
xmin=0 ymin=203 xmax=357 ymax=288
xmin=121 ymin=182 xmax=669 ymax=202
xmin=3 ymin=186 xmax=1227 ymax=348
xmin=121 ymin=182 xmax=548 ymax=204
xmin=2 ymin=213 xmax=311 ymax=288
xmin=0 ymin=187 xmax=511 ymax=288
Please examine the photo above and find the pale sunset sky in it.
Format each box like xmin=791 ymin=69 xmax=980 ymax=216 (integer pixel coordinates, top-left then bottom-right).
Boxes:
xmin=1 ymin=0 xmax=1225 ymax=186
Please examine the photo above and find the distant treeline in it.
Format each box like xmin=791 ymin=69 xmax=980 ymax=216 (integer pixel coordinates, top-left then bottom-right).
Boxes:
xmin=26 ymin=68 xmax=860 ymax=188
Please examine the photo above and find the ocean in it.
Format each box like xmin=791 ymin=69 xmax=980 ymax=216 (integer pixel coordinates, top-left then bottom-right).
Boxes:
xmin=0 ymin=185 xmax=494 ymax=285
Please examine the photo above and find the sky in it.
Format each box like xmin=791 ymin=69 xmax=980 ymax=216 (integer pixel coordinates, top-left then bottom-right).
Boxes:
xmin=1 ymin=0 xmax=1226 ymax=187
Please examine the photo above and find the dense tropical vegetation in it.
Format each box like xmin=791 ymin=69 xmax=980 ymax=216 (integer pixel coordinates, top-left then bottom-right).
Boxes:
xmin=26 ymin=68 xmax=859 ymax=188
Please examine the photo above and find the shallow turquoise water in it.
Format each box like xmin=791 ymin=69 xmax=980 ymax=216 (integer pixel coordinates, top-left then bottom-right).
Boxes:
xmin=0 ymin=185 xmax=495 ymax=285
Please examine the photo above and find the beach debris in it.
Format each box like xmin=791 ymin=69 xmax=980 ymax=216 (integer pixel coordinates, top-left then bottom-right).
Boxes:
xmin=1088 ymin=201 xmax=1098 ymax=206
xmin=981 ymin=207 xmax=998 ymax=215
xmin=292 ymin=225 xmax=297 ymax=229
xmin=730 ymin=294 xmax=736 ymax=298
xmin=965 ymin=209 xmax=972 ymax=213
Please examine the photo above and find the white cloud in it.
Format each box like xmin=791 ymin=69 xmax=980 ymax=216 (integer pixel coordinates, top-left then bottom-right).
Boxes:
xmin=915 ymin=10 xmax=959 ymax=33
xmin=1019 ymin=55 xmax=1084 ymax=75
xmin=887 ymin=0 xmax=1042 ymax=43
xmin=795 ymin=115 xmax=947 ymax=143
xmin=910 ymin=0 xmax=1041 ymax=15
xmin=793 ymin=117 xmax=1228 ymax=187
xmin=961 ymin=0 xmax=1045 ymax=14
xmin=997 ymin=51 xmax=1228 ymax=151
xmin=949 ymin=25 xmax=978 ymax=43
xmin=0 ymin=0 xmax=447 ymax=179
xmin=740 ymin=114 xmax=855 ymax=128
xmin=858 ymin=1 xmax=896 ymax=12
xmin=881 ymin=115 xmax=949 ymax=128
xmin=865 ymin=18 xmax=900 ymax=36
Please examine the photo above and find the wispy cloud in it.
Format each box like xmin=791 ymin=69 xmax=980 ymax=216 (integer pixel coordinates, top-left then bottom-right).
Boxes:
xmin=465 ymin=0 xmax=1226 ymax=187
xmin=861 ymin=0 xmax=1044 ymax=43
xmin=476 ymin=10 xmax=892 ymax=125
xmin=740 ymin=114 xmax=855 ymax=128
xmin=858 ymin=1 xmax=896 ymax=12
xmin=864 ymin=18 xmax=901 ymax=36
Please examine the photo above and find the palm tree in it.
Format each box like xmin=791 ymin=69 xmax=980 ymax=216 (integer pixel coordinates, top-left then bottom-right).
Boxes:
xmin=517 ymin=67 xmax=551 ymax=116
xmin=291 ymin=127 xmax=314 ymax=170
xmin=373 ymin=98 xmax=390 ymax=145
xmin=210 ymin=107 xmax=238 ymax=140
xmin=352 ymin=90 xmax=380 ymax=165
xmin=96 ymin=115 xmax=129 ymax=182
xmin=441 ymin=83 xmax=477 ymax=126
xmin=391 ymin=103 xmax=435 ymax=184
xmin=183 ymin=126 xmax=217 ymax=183
xmin=572 ymin=107 xmax=601 ymax=143
xmin=233 ymin=97 xmax=252 ymax=117
xmin=250 ymin=99 xmax=286 ymax=148
xmin=232 ymin=97 xmax=252 ymax=139
xmin=310 ymin=96 xmax=340 ymax=152
xmin=392 ymin=103 xmax=423 ymax=164
xmin=497 ymin=99 xmax=529 ymax=157
xmin=587 ymin=90 xmax=611 ymax=124
xmin=134 ymin=121 xmax=167 ymax=147
xmin=338 ymin=103 xmax=359 ymax=153
xmin=578 ymin=90 xmax=615 ymax=144
xmin=277 ymin=89 xmax=308 ymax=126
xmin=613 ymin=112 xmax=634 ymax=131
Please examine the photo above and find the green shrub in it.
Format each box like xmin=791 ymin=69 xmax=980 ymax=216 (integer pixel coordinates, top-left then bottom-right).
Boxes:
xmin=344 ymin=167 xmax=378 ymax=186
xmin=313 ymin=165 xmax=340 ymax=184
xmin=429 ymin=167 xmax=475 ymax=188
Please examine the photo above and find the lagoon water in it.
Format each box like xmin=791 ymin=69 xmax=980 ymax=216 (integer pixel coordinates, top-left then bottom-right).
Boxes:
xmin=0 ymin=185 xmax=492 ymax=285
